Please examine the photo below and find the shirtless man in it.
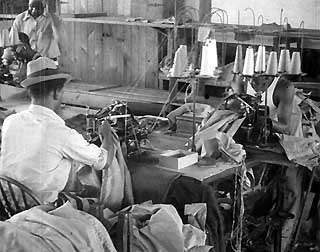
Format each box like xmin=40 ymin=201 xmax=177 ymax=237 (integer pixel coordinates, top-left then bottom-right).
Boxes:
xmin=233 ymin=74 xmax=303 ymax=137
xmin=235 ymin=74 xmax=305 ymax=250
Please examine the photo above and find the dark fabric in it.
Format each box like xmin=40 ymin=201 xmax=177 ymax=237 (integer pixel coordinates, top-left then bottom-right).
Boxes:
xmin=56 ymin=192 xmax=98 ymax=213
xmin=164 ymin=176 xmax=226 ymax=252
xmin=128 ymin=161 xmax=181 ymax=204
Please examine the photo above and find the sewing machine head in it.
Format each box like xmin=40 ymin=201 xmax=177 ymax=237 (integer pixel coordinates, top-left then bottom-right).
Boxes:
xmin=86 ymin=101 xmax=149 ymax=157
xmin=224 ymin=93 xmax=276 ymax=146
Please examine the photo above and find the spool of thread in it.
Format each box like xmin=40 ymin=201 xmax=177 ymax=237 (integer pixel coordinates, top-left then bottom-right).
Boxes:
xmin=265 ymin=51 xmax=278 ymax=76
xmin=278 ymin=49 xmax=291 ymax=73
xmin=242 ymin=46 xmax=254 ymax=76
xmin=200 ymin=39 xmax=218 ymax=76
xmin=210 ymin=39 xmax=218 ymax=72
xmin=169 ymin=45 xmax=188 ymax=77
xmin=289 ymin=51 xmax=301 ymax=75
xmin=255 ymin=45 xmax=266 ymax=73
xmin=233 ymin=44 xmax=243 ymax=74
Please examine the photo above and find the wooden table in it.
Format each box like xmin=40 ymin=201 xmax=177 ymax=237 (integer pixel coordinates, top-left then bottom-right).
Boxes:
xmin=140 ymin=141 xmax=305 ymax=252
xmin=140 ymin=147 xmax=263 ymax=184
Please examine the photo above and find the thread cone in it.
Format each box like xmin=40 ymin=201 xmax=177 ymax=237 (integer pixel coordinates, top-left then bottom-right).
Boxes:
xmin=200 ymin=39 xmax=218 ymax=76
xmin=255 ymin=45 xmax=266 ymax=73
xmin=289 ymin=52 xmax=301 ymax=75
xmin=242 ymin=46 xmax=254 ymax=76
xmin=233 ymin=45 xmax=243 ymax=74
xmin=265 ymin=51 xmax=278 ymax=76
xmin=278 ymin=49 xmax=291 ymax=73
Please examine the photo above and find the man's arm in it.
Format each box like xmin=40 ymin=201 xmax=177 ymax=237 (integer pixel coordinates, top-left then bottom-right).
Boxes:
xmin=61 ymin=126 xmax=110 ymax=171
xmin=273 ymin=78 xmax=295 ymax=135
xmin=9 ymin=16 xmax=22 ymax=46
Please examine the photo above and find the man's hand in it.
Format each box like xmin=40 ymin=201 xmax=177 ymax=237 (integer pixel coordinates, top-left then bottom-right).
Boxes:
xmin=98 ymin=120 xmax=116 ymax=168
xmin=98 ymin=120 xmax=113 ymax=148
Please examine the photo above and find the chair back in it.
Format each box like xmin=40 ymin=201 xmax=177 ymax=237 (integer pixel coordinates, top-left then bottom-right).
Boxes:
xmin=116 ymin=211 xmax=133 ymax=252
xmin=0 ymin=175 xmax=41 ymax=220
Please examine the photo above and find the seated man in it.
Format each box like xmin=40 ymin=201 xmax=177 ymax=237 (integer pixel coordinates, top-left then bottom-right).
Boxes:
xmin=233 ymin=74 xmax=307 ymax=249
xmin=0 ymin=57 xmax=114 ymax=205
xmin=234 ymin=74 xmax=303 ymax=137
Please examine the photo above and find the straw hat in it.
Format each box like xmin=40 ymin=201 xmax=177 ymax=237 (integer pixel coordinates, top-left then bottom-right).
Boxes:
xmin=21 ymin=57 xmax=72 ymax=88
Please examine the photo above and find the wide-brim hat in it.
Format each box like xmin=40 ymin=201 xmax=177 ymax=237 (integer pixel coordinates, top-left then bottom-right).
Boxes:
xmin=21 ymin=57 xmax=72 ymax=88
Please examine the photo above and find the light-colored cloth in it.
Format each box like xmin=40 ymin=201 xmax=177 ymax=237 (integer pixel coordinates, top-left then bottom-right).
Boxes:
xmin=0 ymin=104 xmax=108 ymax=203
xmin=194 ymin=110 xmax=241 ymax=154
xmin=106 ymin=202 xmax=212 ymax=252
xmin=0 ymin=202 xmax=116 ymax=252
xmin=167 ymin=103 xmax=214 ymax=125
xmin=100 ymin=134 xmax=134 ymax=212
xmin=279 ymin=134 xmax=320 ymax=170
xmin=9 ymin=10 xmax=60 ymax=58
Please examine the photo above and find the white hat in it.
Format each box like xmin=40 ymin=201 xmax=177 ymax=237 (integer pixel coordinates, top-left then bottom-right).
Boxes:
xmin=29 ymin=0 xmax=47 ymax=6
xmin=21 ymin=57 xmax=72 ymax=88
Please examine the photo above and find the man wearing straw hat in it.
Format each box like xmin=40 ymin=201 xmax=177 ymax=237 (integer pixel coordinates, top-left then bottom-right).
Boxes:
xmin=9 ymin=0 xmax=60 ymax=61
xmin=0 ymin=57 xmax=114 ymax=205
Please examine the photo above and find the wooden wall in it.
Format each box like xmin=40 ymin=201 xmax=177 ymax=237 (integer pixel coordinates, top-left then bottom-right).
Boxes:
xmin=58 ymin=0 xmax=211 ymax=87
xmin=59 ymin=0 xmax=159 ymax=88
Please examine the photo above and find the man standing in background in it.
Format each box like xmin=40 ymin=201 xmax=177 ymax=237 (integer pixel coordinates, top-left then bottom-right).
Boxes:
xmin=9 ymin=0 xmax=60 ymax=62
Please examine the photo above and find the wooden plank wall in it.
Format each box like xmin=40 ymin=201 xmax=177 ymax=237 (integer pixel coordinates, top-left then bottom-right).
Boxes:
xmin=59 ymin=0 xmax=159 ymax=89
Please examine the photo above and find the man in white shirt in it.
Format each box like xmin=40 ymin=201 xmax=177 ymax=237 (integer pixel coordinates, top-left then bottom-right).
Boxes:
xmin=9 ymin=0 xmax=60 ymax=60
xmin=0 ymin=57 xmax=113 ymax=204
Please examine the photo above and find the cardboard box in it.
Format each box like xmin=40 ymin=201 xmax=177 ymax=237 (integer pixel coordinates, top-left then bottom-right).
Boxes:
xmin=159 ymin=149 xmax=198 ymax=170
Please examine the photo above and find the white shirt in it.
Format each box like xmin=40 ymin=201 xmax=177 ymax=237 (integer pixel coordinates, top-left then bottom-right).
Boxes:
xmin=0 ymin=105 xmax=108 ymax=203
xmin=9 ymin=10 xmax=60 ymax=58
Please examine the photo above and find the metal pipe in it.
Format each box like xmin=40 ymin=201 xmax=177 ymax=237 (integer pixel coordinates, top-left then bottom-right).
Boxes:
xmin=244 ymin=7 xmax=256 ymax=27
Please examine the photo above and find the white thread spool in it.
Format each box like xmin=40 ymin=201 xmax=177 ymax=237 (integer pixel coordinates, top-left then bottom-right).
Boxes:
xmin=233 ymin=44 xmax=243 ymax=74
xmin=242 ymin=46 xmax=254 ymax=76
xmin=265 ymin=51 xmax=278 ymax=76
xmin=255 ymin=45 xmax=266 ymax=73
xmin=289 ymin=51 xmax=301 ymax=75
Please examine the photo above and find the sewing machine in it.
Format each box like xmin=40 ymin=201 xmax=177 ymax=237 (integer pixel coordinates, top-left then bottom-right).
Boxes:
xmin=0 ymin=32 xmax=38 ymax=86
xmin=225 ymin=93 xmax=277 ymax=146
xmin=86 ymin=100 xmax=149 ymax=157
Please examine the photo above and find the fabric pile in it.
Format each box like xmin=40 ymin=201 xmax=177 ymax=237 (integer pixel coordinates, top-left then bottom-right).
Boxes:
xmin=194 ymin=109 xmax=246 ymax=163
xmin=104 ymin=202 xmax=213 ymax=252
xmin=0 ymin=202 xmax=116 ymax=252
xmin=279 ymin=134 xmax=320 ymax=170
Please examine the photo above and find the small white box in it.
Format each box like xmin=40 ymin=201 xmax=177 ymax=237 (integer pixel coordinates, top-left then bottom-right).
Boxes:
xmin=159 ymin=150 xmax=198 ymax=170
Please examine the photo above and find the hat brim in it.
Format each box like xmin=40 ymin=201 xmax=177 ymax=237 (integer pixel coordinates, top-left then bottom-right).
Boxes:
xmin=21 ymin=73 xmax=72 ymax=88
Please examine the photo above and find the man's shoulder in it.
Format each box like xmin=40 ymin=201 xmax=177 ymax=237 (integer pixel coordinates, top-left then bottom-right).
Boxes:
xmin=3 ymin=110 xmax=28 ymax=123
xmin=15 ymin=11 xmax=29 ymax=21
